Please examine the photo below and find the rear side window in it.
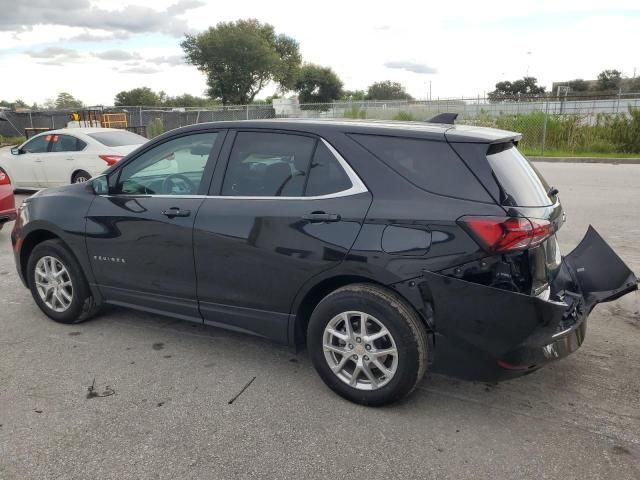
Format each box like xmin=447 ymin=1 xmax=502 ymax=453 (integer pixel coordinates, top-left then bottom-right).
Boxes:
xmin=350 ymin=134 xmax=490 ymax=201
xmin=51 ymin=134 xmax=86 ymax=152
xmin=305 ymin=142 xmax=352 ymax=196
xmin=222 ymin=132 xmax=316 ymax=197
xmin=486 ymin=143 xmax=553 ymax=207
xmin=87 ymin=130 xmax=147 ymax=147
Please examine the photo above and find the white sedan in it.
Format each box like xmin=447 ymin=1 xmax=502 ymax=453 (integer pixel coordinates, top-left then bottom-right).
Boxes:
xmin=0 ymin=128 xmax=148 ymax=189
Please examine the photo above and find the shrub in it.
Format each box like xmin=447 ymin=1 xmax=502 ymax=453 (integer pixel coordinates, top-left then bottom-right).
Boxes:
xmin=0 ymin=135 xmax=26 ymax=146
xmin=392 ymin=111 xmax=416 ymax=121
xmin=343 ymin=105 xmax=366 ymax=119
xmin=147 ymin=118 xmax=164 ymax=138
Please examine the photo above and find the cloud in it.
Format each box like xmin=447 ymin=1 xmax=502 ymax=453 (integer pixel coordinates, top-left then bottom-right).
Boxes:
xmin=25 ymin=46 xmax=84 ymax=65
xmin=0 ymin=0 xmax=204 ymax=36
xmin=67 ymin=31 xmax=131 ymax=42
xmin=148 ymin=55 xmax=185 ymax=66
xmin=119 ymin=66 xmax=162 ymax=74
xmin=26 ymin=46 xmax=78 ymax=58
xmin=93 ymin=49 xmax=141 ymax=61
xmin=384 ymin=61 xmax=438 ymax=74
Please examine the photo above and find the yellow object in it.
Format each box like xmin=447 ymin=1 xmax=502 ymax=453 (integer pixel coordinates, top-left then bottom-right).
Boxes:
xmin=101 ymin=113 xmax=128 ymax=129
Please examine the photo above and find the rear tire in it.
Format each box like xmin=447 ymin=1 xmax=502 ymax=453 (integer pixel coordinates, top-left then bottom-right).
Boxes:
xmin=307 ymin=283 xmax=428 ymax=406
xmin=72 ymin=170 xmax=91 ymax=184
xmin=27 ymin=239 xmax=100 ymax=324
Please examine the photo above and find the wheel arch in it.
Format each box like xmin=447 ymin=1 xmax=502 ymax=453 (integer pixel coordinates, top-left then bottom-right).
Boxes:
xmin=18 ymin=226 xmax=104 ymax=308
xmin=71 ymin=169 xmax=91 ymax=184
xmin=290 ymin=274 xmax=433 ymax=346
xmin=19 ymin=229 xmax=65 ymax=286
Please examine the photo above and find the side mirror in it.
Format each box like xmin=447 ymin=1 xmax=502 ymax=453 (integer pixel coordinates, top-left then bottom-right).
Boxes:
xmin=10 ymin=147 xmax=21 ymax=155
xmin=91 ymin=175 xmax=109 ymax=195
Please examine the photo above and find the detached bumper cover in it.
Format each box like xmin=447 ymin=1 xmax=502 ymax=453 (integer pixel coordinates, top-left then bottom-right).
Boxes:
xmin=417 ymin=226 xmax=637 ymax=370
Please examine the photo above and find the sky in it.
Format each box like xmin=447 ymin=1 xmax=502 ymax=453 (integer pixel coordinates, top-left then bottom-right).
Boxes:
xmin=0 ymin=0 xmax=639 ymax=106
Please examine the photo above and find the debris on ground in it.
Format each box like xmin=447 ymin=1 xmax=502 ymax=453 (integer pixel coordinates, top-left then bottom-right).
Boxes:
xmin=86 ymin=378 xmax=115 ymax=399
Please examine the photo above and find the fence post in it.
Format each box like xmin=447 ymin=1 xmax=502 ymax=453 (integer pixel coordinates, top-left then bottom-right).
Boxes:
xmin=541 ymin=101 xmax=549 ymax=157
xmin=139 ymin=106 xmax=143 ymax=126
xmin=246 ymin=105 xmax=249 ymax=120
xmin=617 ymin=87 xmax=621 ymax=114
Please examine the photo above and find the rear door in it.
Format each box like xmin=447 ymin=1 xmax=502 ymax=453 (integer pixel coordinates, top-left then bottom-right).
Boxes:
xmin=193 ymin=130 xmax=372 ymax=342
xmin=43 ymin=134 xmax=88 ymax=186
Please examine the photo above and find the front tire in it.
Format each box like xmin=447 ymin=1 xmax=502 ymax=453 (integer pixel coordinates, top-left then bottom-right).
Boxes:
xmin=27 ymin=239 xmax=100 ymax=324
xmin=307 ymin=284 xmax=428 ymax=406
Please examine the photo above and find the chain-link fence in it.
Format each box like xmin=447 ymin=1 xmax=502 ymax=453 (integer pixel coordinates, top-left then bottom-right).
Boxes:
xmin=2 ymin=92 xmax=640 ymax=156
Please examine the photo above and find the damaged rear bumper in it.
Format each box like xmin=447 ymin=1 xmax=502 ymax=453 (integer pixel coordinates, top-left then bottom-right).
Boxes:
xmin=404 ymin=226 xmax=638 ymax=376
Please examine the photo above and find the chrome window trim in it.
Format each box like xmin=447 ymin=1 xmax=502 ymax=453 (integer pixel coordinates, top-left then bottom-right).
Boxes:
xmin=103 ymin=138 xmax=368 ymax=201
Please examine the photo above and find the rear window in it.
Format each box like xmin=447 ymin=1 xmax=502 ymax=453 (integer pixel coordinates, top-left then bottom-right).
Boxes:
xmin=486 ymin=143 xmax=553 ymax=207
xmin=350 ymin=134 xmax=490 ymax=201
xmin=87 ymin=130 xmax=147 ymax=147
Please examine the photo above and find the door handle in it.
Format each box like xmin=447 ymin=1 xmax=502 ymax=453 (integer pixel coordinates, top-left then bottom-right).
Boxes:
xmin=302 ymin=211 xmax=341 ymax=223
xmin=162 ymin=207 xmax=191 ymax=218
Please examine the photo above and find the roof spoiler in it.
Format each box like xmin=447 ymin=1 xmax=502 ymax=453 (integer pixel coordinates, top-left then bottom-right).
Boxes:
xmin=427 ymin=112 xmax=458 ymax=125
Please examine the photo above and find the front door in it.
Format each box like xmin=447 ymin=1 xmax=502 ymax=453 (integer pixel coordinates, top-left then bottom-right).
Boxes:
xmin=193 ymin=130 xmax=372 ymax=342
xmin=11 ymin=134 xmax=51 ymax=187
xmin=85 ymin=130 xmax=225 ymax=320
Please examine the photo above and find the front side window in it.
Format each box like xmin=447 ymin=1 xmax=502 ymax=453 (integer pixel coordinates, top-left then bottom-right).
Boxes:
xmin=114 ymin=132 xmax=218 ymax=195
xmin=221 ymin=132 xmax=316 ymax=197
xmin=21 ymin=135 xmax=50 ymax=154
xmin=51 ymin=134 xmax=86 ymax=153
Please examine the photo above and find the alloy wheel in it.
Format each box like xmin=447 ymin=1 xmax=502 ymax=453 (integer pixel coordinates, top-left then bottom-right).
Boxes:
xmin=34 ymin=256 xmax=74 ymax=312
xmin=322 ymin=311 xmax=399 ymax=390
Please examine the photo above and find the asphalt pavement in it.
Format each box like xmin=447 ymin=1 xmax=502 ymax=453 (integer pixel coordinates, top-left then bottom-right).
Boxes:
xmin=0 ymin=162 xmax=638 ymax=479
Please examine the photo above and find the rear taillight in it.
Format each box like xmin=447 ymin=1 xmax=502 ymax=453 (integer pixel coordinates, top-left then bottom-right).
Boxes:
xmin=458 ymin=216 xmax=554 ymax=253
xmin=0 ymin=171 xmax=11 ymax=186
xmin=99 ymin=155 xmax=124 ymax=166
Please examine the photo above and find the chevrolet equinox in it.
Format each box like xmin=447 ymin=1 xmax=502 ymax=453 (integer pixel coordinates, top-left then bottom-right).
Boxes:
xmin=11 ymin=119 xmax=638 ymax=405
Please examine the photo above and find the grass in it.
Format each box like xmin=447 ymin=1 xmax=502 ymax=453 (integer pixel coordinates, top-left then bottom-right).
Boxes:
xmin=522 ymin=149 xmax=640 ymax=158
xmin=0 ymin=135 xmax=26 ymax=146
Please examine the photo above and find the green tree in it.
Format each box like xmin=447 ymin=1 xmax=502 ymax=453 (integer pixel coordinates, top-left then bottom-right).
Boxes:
xmin=181 ymin=19 xmax=301 ymax=105
xmin=626 ymin=76 xmax=640 ymax=93
xmin=0 ymin=99 xmax=28 ymax=110
xmin=567 ymin=79 xmax=589 ymax=92
xmin=596 ymin=69 xmax=622 ymax=91
xmin=295 ymin=64 xmax=343 ymax=105
xmin=366 ymin=81 xmax=413 ymax=100
xmin=114 ymin=87 xmax=161 ymax=106
xmin=342 ymin=89 xmax=366 ymax=101
xmin=54 ymin=92 xmax=83 ymax=109
xmin=163 ymin=93 xmax=213 ymax=108
xmin=488 ymin=76 xmax=546 ymax=101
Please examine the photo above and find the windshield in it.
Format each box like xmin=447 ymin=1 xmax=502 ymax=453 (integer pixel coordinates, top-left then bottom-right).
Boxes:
xmin=486 ymin=143 xmax=555 ymax=207
xmin=87 ymin=130 xmax=147 ymax=147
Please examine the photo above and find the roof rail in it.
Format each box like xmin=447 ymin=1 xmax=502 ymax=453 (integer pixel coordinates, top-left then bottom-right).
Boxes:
xmin=427 ymin=112 xmax=458 ymax=125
